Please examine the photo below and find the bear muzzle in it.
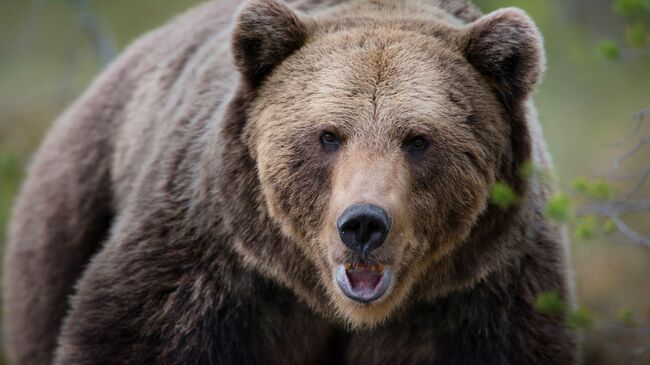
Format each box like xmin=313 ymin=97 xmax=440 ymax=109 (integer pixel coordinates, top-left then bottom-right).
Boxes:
xmin=332 ymin=204 xmax=394 ymax=303
xmin=335 ymin=262 xmax=392 ymax=303
xmin=336 ymin=203 xmax=391 ymax=256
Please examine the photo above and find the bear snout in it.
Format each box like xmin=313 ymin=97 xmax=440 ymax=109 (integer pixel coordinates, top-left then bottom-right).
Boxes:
xmin=336 ymin=204 xmax=391 ymax=256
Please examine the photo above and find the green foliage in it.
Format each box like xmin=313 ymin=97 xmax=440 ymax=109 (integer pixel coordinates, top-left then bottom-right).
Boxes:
xmin=613 ymin=0 xmax=650 ymax=18
xmin=544 ymin=193 xmax=573 ymax=222
xmin=602 ymin=0 xmax=650 ymax=62
xmin=603 ymin=219 xmax=617 ymax=235
xmin=489 ymin=182 xmax=518 ymax=209
xmin=625 ymin=23 xmax=649 ymax=47
xmin=517 ymin=161 xmax=535 ymax=178
xmin=568 ymin=306 xmax=595 ymax=329
xmin=617 ymin=307 xmax=635 ymax=325
xmin=588 ymin=179 xmax=614 ymax=200
xmin=573 ymin=177 xmax=614 ymax=200
xmin=535 ymin=293 xmax=596 ymax=330
xmin=598 ymin=40 xmax=621 ymax=60
xmin=572 ymin=177 xmax=590 ymax=193
xmin=574 ymin=217 xmax=597 ymax=240
xmin=535 ymin=291 xmax=567 ymax=315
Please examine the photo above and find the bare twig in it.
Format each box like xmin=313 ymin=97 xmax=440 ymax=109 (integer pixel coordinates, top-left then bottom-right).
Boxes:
xmin=606 ymin=109 xmax=649 ymax=148
xmin=609 ymin=216 xmax=650 ymax=247
xmin=602 ymin=342 xmax=650 ymax=357
xmin=589 ymin=322 xmax=650 ymax=363
xmin=581 ymin=108 xmax=650 ymax=248
xmin=69 ymin=0 xmax=117 ymax=67
xmin=57 ymin=0 xmax=117 ymax=104
xmin=577 ymin=200 xmax=650 ymax=216
xmin=608 ymin=136 xmax=650 ymax=177
xmin=625 ymin=165 xmax=650 ymax=198
xmin=608 ymin=164 xmax=650 ymax=180
xmin=598 ymin=322 xmax=650 ymax=336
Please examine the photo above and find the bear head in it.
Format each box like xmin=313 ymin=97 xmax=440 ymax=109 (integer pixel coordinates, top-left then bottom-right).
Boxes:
xmin=218 ymin=0 xmax=544 ymax=328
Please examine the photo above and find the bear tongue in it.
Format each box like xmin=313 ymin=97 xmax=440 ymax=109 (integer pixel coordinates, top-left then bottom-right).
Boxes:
xmin=346 ymin=269 xmax=382 ymax=293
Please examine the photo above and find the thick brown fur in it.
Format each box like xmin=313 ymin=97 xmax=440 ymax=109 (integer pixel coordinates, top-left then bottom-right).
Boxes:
xmin=3 ymin=0 xmax=578 ymax=364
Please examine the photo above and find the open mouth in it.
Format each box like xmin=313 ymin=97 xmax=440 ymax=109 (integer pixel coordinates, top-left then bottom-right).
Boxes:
xmin=336 ymin=263 xmax=392 ymax=303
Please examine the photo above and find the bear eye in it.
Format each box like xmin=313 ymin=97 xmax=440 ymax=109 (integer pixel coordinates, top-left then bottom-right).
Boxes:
xmin=319 ymin=131 xmax=340 ymax=152
xmin=404 ymin=135 xmax=428 ymax=153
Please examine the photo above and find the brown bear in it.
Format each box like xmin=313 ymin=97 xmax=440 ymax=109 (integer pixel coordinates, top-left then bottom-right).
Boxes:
xmin=2 ymin=0 xmax=579 ymax=364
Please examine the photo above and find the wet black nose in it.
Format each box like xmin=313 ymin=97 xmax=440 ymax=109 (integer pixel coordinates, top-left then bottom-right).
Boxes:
xmin=337 ymin=204 xmax=391 ymax=255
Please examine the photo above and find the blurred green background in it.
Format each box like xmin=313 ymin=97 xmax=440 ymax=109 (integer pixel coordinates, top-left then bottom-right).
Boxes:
xmin=0 ymin=0 xmax=649 ymax=363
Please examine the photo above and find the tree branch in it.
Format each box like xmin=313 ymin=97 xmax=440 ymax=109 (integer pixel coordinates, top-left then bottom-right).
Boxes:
xmin=606 ymin=109 xmax=649 ymax=148
xmin=577 ymin=200 xmax=650 ymax=216
xmin=69 ymin=0 xmax=117 ymax=66
xmin=581 ymin=108 xmax=650 ymax=248
xmin=609 ymin=216 xmax=650 ymax=247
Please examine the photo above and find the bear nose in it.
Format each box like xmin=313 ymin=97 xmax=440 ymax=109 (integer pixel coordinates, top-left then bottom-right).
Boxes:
xmin=337 ymin=204 xmax=391 ymax=255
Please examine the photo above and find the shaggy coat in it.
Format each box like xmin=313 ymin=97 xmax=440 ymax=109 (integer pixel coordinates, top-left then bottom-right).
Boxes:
xmin=3 ymin=0 xmax=578 ymax=364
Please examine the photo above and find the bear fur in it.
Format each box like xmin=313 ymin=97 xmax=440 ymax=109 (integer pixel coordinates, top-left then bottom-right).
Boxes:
xmin=3 ymin=0 xmax=578 ymax=364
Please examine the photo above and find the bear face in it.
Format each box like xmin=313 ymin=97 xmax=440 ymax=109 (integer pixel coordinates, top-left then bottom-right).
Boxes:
xmin=231 ymin=0 xmax=544 ymax=327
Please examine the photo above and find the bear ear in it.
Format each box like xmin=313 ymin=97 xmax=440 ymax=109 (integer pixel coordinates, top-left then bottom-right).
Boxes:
xmin=232 ymin=0 xmax=311 ymax=86
xmin=462 ymin=8 xmax=545 ymax=104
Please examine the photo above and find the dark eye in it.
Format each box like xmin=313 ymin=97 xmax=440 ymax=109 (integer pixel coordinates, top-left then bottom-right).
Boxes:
xmin=404 ymin=135 xmax=428 ymax=153
xmin=319 ymin=131 xmax=340 ymax=152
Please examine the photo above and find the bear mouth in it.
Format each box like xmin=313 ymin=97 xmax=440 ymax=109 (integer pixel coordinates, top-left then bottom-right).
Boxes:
xmin=335 ymin=263 xmax=392 ymax=303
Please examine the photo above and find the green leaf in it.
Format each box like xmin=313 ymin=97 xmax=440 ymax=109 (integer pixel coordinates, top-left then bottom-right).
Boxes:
xmin=587 ymin=179 xmax=613 ymax=200
xmin=568 ymin=306 xmax=595 ymax=329
xmin=517 ymin=161 xmax=535 ymax=178
xmin=613 ymin=0 xmax=650 ymax=17
xmin=625 ymin=23 xmax=648 ymax=47
xmin=544 ymin=193 xmax=572 ymax=222
xmin=603 ymin=219 xmax=616 ymax=235
xmin=535 ymin=291 xmax=566 ymax=315
xmin=572 ymin=177 xmax=590 ymax=193
xmin=573 ymin=178 xmax=614 ymax=199
xmin=598 ymin=40 xmax=621 ymax=60
xmin=574 ymin=217 xmax=597 ymax=241
xmin=490 ymin=182 xmax=518 ymax=209
xmin=617 ymin=307 xmax=635 ymax=325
